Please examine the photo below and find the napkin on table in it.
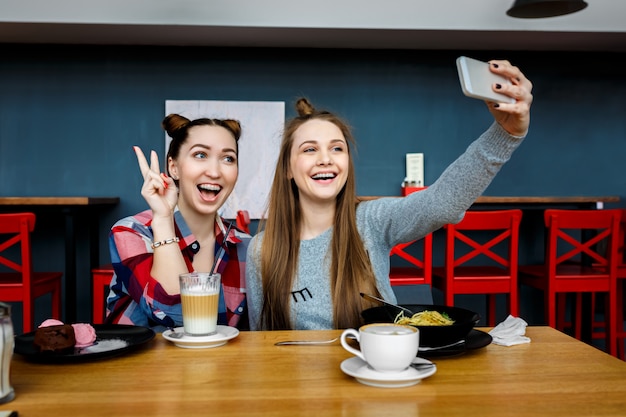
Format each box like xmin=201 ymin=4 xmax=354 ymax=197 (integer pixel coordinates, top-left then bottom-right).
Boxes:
xmin=488 ymin=315 xmax=531 ymax=346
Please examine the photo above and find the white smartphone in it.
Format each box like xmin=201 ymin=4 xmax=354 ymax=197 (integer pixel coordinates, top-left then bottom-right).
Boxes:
xmin=456 ymin=56 xmax=515 ymax=104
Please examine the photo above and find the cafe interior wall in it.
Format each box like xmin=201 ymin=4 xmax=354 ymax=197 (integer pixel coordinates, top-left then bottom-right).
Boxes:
xmin=1 ymin=43 xmax=625 ymax=333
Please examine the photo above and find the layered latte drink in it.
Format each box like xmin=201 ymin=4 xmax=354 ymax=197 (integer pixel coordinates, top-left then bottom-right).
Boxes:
xmin=179 ymin=272 xmax=221 ymax=336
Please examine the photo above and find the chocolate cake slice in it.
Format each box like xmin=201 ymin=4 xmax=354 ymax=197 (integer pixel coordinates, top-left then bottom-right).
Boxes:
xmin=33 ymin=324 xmax=76 ymax=353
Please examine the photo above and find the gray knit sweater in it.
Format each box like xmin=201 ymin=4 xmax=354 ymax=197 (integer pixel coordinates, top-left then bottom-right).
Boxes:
xmin=245 ymin=122 xmax=525 ymax=330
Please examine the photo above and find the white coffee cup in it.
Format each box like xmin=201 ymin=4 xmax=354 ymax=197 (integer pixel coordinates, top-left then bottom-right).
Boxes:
xmin=340 ymin=323 xmax=419 ymax=373
xmin=179 ymin=272 xmax=221 ymax=336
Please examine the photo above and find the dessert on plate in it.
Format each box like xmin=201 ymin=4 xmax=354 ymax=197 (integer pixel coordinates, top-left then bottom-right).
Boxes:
xmin=34 ymin=319 xmax=97 ymax=353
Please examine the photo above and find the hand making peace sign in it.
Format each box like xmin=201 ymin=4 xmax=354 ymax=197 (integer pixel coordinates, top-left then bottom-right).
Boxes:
xmin=133 ymin=146 xmax=179 ymax=219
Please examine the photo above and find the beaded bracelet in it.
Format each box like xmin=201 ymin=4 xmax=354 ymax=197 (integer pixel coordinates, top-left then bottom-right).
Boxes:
xmin=151 ymin=237 xmax=180 ymax=249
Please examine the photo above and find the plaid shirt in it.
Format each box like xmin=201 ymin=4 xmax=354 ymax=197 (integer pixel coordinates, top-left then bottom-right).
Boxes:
xmin=106 ymin=209 xmax=250 ymax=331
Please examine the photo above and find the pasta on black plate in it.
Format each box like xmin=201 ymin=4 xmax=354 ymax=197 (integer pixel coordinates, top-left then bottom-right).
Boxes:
xmin=394 ymin=311 xmax=455 ymax=326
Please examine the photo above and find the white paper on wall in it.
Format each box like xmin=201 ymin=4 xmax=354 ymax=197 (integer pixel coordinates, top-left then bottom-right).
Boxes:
xmin=165 ymin=100 xmax=285 ymax=219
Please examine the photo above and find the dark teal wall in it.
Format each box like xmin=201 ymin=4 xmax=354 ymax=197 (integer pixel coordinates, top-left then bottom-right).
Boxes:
xmin=1 ymin=44 xmax=625 ymax=328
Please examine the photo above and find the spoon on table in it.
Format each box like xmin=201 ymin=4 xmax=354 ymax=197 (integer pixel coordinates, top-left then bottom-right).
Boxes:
xmin=274 ymin=337 xmax=339 ymax=346
xmin=360 ymin=293 xmax=415 ymax=317
xmin=274 ymin=334 xmax=359 ymax=346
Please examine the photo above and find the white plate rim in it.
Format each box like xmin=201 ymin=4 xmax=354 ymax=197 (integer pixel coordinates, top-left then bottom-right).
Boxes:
xmin=162 ymin=325 xmax=239 ymax=348
xmin=340 ymin=356 xmax=436 ymax=388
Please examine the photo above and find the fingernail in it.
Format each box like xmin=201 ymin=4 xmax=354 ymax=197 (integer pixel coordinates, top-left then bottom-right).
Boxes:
xmin=493 ymin=103 xmax=500 ymax=108
xmin=492 ymin=63 xmax=499 ymax=69
xmin=495 ymin=83 xmax=502 ymax=89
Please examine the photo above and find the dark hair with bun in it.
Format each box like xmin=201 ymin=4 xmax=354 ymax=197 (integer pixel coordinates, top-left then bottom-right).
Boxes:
xmin=162 ymin=113 xmax=242 ymax=163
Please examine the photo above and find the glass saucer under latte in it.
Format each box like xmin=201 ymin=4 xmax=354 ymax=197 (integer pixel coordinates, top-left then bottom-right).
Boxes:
xmin=162 ymin=325 xmax=239 ymax=349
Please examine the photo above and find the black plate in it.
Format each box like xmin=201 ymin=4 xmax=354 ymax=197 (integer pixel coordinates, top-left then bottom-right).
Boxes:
xmin=361 ymin=304 xmax=480 ymax=348
xmin=419 ymin=329 xmax=492 ymax=358
xmin=14 ymin=324 xmax=156 ymax=363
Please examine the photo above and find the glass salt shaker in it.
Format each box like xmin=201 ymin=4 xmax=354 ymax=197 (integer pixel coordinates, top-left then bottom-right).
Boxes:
xmin=0 ymin=302 xmax=15 ymax=404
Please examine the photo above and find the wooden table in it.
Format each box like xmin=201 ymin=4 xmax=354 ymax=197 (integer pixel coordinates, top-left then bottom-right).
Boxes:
xmin=0 ymin=197 xmax=120 ymax=323
xmin=3 ymin=327 xmax=626 ymax=416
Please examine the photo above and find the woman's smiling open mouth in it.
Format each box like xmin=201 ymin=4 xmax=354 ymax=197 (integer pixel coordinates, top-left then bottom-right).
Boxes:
xmin=312 ymin=172 xmax=337 ymax=182
xmin=198 ymin=183 xmax=222 ymax=198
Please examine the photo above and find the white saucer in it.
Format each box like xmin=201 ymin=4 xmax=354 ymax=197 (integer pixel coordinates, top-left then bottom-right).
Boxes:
xmin=340 ymin=357 xmax=436 ymax=388
xmin=162 ymin=325 xmax=239 ymax=349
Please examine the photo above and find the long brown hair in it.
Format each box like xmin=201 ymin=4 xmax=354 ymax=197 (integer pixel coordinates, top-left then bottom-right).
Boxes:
xmin=257 ymin=98 xmax=380 ymax=330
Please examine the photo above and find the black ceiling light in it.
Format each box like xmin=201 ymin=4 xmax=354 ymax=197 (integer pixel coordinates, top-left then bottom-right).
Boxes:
xmin=507 ymin=0 xmax=588 ymax=18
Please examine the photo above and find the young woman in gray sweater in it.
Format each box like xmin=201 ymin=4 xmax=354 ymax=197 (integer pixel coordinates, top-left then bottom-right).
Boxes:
xmin=246 ymin=59 xmax=533 ymax=330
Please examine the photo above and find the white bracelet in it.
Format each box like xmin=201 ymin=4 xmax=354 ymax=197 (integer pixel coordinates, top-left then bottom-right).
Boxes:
xmin=151 ymin=237 xmax=180 ymax=249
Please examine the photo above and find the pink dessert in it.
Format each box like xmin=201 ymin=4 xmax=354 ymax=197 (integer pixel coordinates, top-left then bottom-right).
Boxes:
xmin=39 ymin=319 xmax=97 ymax=348
xmin=39 ymin=318 xmax=64 ymax=327
xmin=71 ymin=323 xmax=97 ymax=348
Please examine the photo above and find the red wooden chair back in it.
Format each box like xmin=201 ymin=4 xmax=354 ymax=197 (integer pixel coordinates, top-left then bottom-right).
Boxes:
xmin=520 ymin=209 xmax=621 ymax=357
xmin=433 ymin=209 xmax=523 ymax=326
xmin=0 ymin=212 xmax=63 ymax=333
xmin=618 ymin=209 xmax=626 ymax=276
xmin=91 ymin=264 xmax=114 ymax=324
xmin=613 ymin=209 xmax=626 ymax=358
xmin=544 ymin=209 xmax=619 ymax=279
xmin=389 ymin=233 xmax=433 ymax=287
xmin=389 ymin=186 xmax=432 ymax=289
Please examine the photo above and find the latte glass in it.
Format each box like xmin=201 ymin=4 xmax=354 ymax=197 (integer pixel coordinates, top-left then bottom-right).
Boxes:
xmin=179 ymin=272 xmax=221 ymax=336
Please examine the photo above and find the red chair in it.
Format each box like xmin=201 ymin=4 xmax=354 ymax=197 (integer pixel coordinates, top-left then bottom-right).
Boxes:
xmin=519 ymin=209 xmax=621 ymax=358
xmin=432 ymin=209 xmax=523 ymax=326
xmin=616 ymin=209 xmax=626 ymax=359
xmin=389 ymin=233 xmax=433 ymax=287
xmin=390 ymin=186 xmax=432 ymax=288
xmin=0 ymin=212 xmax=63 ymax=333
xmin=588 ymin=209 xmax=626 ymax=359
xmin=92 ymin=264 xmax=114 ymax=324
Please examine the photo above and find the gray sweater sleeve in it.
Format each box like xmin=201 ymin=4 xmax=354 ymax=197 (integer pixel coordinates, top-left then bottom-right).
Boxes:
xmin=358 ymin=121 xmax=525 ymax=247
xmin=357 ymin=121 xmax=525 ymax=305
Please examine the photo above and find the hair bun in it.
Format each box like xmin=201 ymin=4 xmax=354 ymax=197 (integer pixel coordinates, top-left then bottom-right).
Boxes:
xmin=295 ymin=97 xmax=315 ymax=117
xmin=222 ymin=119 xmax=242 ymax=140
xmin=162 ymin=114 xmax=191 ymax=136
